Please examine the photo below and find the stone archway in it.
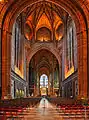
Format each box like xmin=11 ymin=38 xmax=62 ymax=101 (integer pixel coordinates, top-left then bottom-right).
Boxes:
xmin=28 ymin=49 xmax=60 ymax=96
xmin=1 ymin=0 xmax=89 ymax=99
xmin=26 ymin=43 xmax=61 ymax=65
xmin=26 ymin=46 xmax=61 ymax=96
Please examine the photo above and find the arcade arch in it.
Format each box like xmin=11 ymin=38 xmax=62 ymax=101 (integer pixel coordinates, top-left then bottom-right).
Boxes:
xmin=29 ymin=49 xmax=60 ymax=96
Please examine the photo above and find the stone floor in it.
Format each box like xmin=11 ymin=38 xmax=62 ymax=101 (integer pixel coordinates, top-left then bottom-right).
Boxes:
xmin=0 ymin=98 xmax=88 ymax=120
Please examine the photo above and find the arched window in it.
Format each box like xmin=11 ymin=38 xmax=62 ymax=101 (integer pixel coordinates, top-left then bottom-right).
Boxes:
xmin=40 ymin=74 xmax=48 ymax=88
xmin=68 ymin=27 xmax=74 ymax=68
xmin=36 ymin=27 xmax=51 ymax=41
xmin=15 ymin=22 xmax=20 ymax=68
xmin=66 ymin=18 xmax=74 ymax=71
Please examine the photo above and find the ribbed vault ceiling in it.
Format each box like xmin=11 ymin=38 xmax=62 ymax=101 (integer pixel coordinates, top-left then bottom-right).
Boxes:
xmin=23 ymin=1 xmax=67 ymax=41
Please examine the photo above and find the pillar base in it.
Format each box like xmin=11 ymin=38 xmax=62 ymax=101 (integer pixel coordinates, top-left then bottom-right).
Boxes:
xmin=2 ymin=94 xmax=12 ymax=100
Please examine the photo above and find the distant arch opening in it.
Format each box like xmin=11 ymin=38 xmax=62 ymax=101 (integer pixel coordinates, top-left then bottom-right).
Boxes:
xmin=40 ymin=74 xmax=48 ymax=96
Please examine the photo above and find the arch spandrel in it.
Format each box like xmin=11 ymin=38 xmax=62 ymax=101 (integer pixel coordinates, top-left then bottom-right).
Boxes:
xmin=26 ymin=43 xmax=61 ymax=67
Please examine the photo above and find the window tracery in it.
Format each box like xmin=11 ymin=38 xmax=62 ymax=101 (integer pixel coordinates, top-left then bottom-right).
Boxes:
xmin=15 ymin=22 xmax=21 ymax=69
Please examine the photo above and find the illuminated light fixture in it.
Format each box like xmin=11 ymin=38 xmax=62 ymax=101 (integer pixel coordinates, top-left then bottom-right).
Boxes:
xmin=65 ymin=66 xmax=74 ymax=79
xmin=0 ymin=0 xmax=8 ymax=2
xmin=15 ymin=66 xmax=23 ymax=78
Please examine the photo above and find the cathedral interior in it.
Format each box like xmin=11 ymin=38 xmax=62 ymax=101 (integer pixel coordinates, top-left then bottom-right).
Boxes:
xmin=0 ymin=0 xmax=89 ymax=119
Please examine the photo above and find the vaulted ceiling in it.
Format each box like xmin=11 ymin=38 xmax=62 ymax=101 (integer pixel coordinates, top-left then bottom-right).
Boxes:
xmin=23 ymin=1 xmax=67 ymax=41
xmin=29 ymin=49 xmax=59 ymax=76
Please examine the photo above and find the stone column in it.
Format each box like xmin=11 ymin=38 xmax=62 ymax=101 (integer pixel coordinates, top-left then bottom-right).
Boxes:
xmin=50 ymin=73 xmax=53 ymax=96
xmin=26 ymin=62 xmax=29 ymax=97
xmin=33 ymin=70 xmax=37 ymax=96
xmin=58 ymin=64 xmax=61 ymax=96
xmin=62 ymin=21 xmax=67 ymax=81
xmin=77 ymin=31 xmax=87 ymax=99
xmin=19 ymin=35 xmax=24 ymax=76
xmin=0 ymin=28 xmax=1 ymax=97
xmin=24 ymin=87 xmax=26 ymax=97
xmin=48 ymin=75 xmax=50 ymax=96
xmin=36 ymin=73 xmax=38 ymax=95
xmin=52 ymin=72 xmax=54 ymax=95
xmin=88 ymin=29 xmax=89 ymax=98
xmin=61 ymin=19 xmax=68 ymax=97
xmin=2 ymin=31 xmax=12 ymax=99
xmin=37 ymin=73 xmax=40 ymax=96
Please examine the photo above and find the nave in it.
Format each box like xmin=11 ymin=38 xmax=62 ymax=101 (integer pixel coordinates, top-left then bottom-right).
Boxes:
xmin=0 ymin=98 xmax=89 ymax=120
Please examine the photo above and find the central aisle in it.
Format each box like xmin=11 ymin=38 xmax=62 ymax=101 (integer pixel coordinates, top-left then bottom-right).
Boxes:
xmin=22 ymin=98 xmax=63 ymax=120
xmin=4 ymin=98 xmax=87 ymax=120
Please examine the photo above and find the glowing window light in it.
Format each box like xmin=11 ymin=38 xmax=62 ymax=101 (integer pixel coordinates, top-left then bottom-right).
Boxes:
xmin=65 ymin=66 xmax=74 ymax=79
xmin=15 ymin=66 xmax=23 ymax=78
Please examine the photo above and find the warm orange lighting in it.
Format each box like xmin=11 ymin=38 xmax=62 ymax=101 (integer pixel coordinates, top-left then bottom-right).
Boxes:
xmin=36 ymin=13 xmax=51 ymax=31
xmin=58 ymin=35 xmax=63 ymax=41
xmin=40 ymin=87 xmax=47 ymax=95
xmin=53 ymin=12 xmax=62 ymax=29
xmin=65 ymin=66 xmax=74 ymax=79
xmin=0 ymin=0 xmax=7 ymax=2
xmin=15 ymin=66 xmax=23 ymax=78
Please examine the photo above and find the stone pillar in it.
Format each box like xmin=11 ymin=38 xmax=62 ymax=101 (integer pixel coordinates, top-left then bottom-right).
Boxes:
xmin=61 ymin=18 xmax=68 ymax=97
xmin=2 ymin=31 xmax=12 ymax=99
xmin=48 ymin=75 xmax=50 ymax=96
xmin=37 ymin=73 xmax=40 ymax=96
xmin=88 ymin=29 xmax=89 ymax=98
xmin=33 ymin=70 xmax=37 ymax=96
xmin=19 ymin=35 xmax=24 ymax=76
xmin=26 ymin=62 xmax=29 ymax=97
xmin=24 ymin=87 xmax=26 ymax=97
xmin=50 ymin=73 xmax=53 ymax=96
xmin=52 ymin=72 xmax=54 ymax=95
xmin=62 ymin=21 xmax=67 ymax=81
xmin=58 ymin=64 xmax=61 ymax=96
xmin=77 ymin=31 xmax=87 ymax=99
xmin=0 ymin=28 xmax=1 ymax=89
xmin=62 ymin=86 xmax=65 ymax=98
